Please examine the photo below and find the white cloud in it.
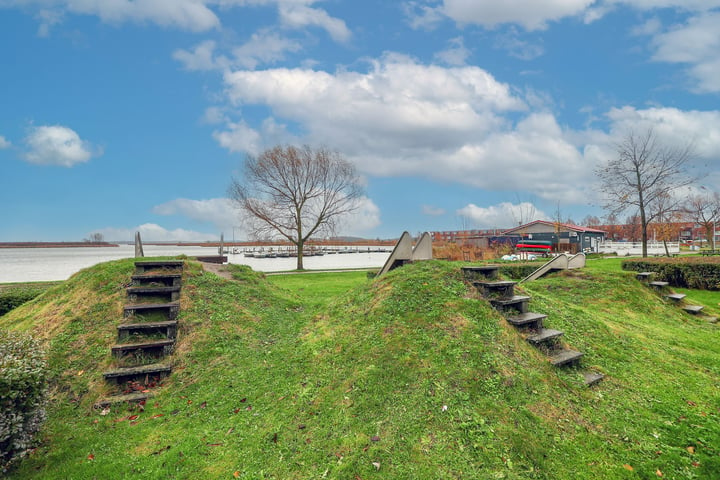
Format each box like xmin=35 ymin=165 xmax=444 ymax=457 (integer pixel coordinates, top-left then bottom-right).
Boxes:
xmin=403 ymin=1 xmax=446 ymax=30
xmin=422 ymin=205 xmax=446 ymax=216
xmin=152 ymin=197 xmax=239 ymax=231
xmin=231 ymin=29 xmax=303 ymax=69
xmin=212 ymin=120 xmax=263 ymax=155
xmin=457 ymin=202 xmax=550 ymax=229
xmin=23 ymin=125 xmax=99 ymax=167
xmin=440 ymin=0 xmax=595 ymax=30
xmin=337 ymin=196 xmax=381 ymax=235
xmin=494 ymin=28 xmax=545 ymax=60
xmin=277 ymin=2 xmax=351 ymax=42
xmin=173 ymin=40 xmax=225 ymax=71
xmin=434 ymin=37 xmax=471 ymax=66
xmin=96 ymin=223 xmax=219 ymax=242
xmin=173 ymin=32 xmax=302 ymax=72
xmin=649 ymin=11 xmax=720 ymax=93
xmin=0 ymin=135 xmax=10 ymax=149
xmin=12 ymin=0 xmax=221 ymax=32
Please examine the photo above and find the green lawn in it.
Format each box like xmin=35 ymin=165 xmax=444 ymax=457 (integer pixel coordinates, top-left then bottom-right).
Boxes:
xmin=2 ymin=258 xmax=719 ymax=479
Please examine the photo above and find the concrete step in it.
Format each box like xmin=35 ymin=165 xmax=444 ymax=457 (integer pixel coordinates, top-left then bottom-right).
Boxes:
xmin=111 ymin=339 xmax=175 ymax=358
xmin=118 ymin=320 xmax=178 ymax=341
xmin=583 ymin=372 xmax=604 ymax=386
xmin=683 ymin=305 xmax=704 ymax=314
xmin=124 ymin=302 xmax=180 ymax=319
xmin=649 ymin=281 xmax=669 ymax=288
xmin=461 ymin=265 xmax=499 ymax=281
xmin=636 ymin=272 xmax=654 ymax=281
xmin=473 ymin=280 xmax=516 ymax=300
xmin=95 ymin=391 xmax=153 ymax=408
xmin=549 ymin=349 xmax=584 ymax=367
xmin=103 ymin=363 xmax=172 ymax=383
xmin=665 ymin=293 xmax=686 ymax=301
xmin=490 ymin=295 xmax=531 ymax=314
xmin=527 ymin=328 xmax=564 ymax=345
xmin=506 ymin=312 xmax=546 ymax=329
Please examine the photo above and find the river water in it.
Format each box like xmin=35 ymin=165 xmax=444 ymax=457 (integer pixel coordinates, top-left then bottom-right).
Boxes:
xmin=0 ymin=245 xmax=392 ymax=283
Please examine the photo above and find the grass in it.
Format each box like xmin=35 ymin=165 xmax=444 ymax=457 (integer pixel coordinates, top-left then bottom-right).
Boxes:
xmin=1 ymin=258 xmax=719 ymax=478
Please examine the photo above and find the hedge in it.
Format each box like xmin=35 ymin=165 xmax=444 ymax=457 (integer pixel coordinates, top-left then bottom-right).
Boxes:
xmin=621 ymin=257 xmax=720 ymax=290
xmin=0 ymin=286 xmax=49 ymax=317
xmin=0 ymin=330 xmax=47 ymax=472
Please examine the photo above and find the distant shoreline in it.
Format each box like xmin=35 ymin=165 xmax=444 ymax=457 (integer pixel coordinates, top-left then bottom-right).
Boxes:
xmin=0 ymin=242 xmax=120 ymax=249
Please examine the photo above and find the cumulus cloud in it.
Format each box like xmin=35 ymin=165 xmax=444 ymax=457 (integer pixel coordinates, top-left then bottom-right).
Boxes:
xmin=23 ymin=125 xmax=99 ymax=167
xmin=457 ymin=202 xmax=550 ymax=229
xmin=434 ymin=37 xmax=471 ymax=66
xmin=216 ymin=56 xmax=606 ymax=202
xmin=648 ymin=11 xmax=720 ymax=93
xmin=336 ymin=196 xmax=382 ymax=235
xmin=440 ymin=0 xmax=595 ymax=30
xmin=152 ymin=197 xmax=239 ymax=231
xmin=0 ymin=135 xmax=10 ymax=149
xmin=277 ymin=2 xmax=351 ymax=42
xmin=173 ymin=32 xmax=302 ymax=71
xmin=95 ymin=223 xmax=219 ymax=242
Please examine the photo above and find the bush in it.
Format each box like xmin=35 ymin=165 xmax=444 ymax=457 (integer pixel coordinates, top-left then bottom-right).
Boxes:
xmin=0 ymin=329 xmax=47 ymax=472
xmin=499 ymin=263 xmax=541 ymax=280
xmin=622 ymin=257 xmax=720 ymax=290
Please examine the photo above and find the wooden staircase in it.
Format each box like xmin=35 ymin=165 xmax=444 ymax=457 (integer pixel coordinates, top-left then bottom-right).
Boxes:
xmin=97 ymin=260 xmax=183 ymax=407
xmin=462 ymin=265 xmax=604 ymax=386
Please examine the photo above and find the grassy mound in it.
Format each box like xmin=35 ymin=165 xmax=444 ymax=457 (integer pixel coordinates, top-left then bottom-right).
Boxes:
xmin=1 ymin=259 xmax=719 ymax=479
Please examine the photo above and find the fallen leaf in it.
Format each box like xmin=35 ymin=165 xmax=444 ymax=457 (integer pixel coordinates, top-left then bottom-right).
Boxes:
xmin=99 ymin=408 xmax=110 ymax=416
xmin=692 ymin=461 xmax=700 ymax=467
xmin=200 ymin=401 xmax=207 ymax=409
xmin=623 ymin=464 xmax=634 ymax=471
xmin=687 ymin=446 xmax=695 ymax=454
xmin=226 ymin=427 xmax=234 ymax=435
xmin=272 ymin=433 xmax=278 ymax=443
xmin=370 ymin=436 xmax=380 ymax=442
xmin=77 ymin=370 xmax=84 ymax=376
xmin=687 ymin=400 xmax=697 ymax=407
xmin=656 ymin=469 xmax=663 ymax=477
xmin=233 ymin=472 xmax=240 ymax=478
xmin=372 ymin=462 xmax=380 ymax=470
xmin=240 ymin=397 xmax=247 ymax=403
xmin=128 ymin=415 xmax=139 ymax=421
xmin=87 ymin=454 xmax=94 ymax=461
xmin=207 ymin=443 xmax=223 ymax=447
xmin=151 ymin=414 xmax=164 ymax=419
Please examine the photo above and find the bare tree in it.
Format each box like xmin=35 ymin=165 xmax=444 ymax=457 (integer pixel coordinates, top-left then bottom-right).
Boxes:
xmin=684 ymin=190 xmax=720 ymax=250
xmin=229 ymin=145 xmax=363 ymax=270
xmin=84 ymin=233 xmax=104 ymax=243
xmin=581 ymin=215 xmax=601 ymax=227
xmin=596 ymin=129 xmax=694 ymax=257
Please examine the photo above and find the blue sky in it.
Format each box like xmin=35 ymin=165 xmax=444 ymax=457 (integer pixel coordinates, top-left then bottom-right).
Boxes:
xmin=1 ymin=0 xmax=719 ymax=242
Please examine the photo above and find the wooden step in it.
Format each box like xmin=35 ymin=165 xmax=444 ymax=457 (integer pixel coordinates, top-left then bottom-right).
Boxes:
xmin=473 ymin=280 xmax=516 ymax=299
xmin=683 ymin=305 xmax=704 ymax=314
xmin=665 ymin=293 xmax=686 ymax=301
xmin=131 ymin=273 xmax=182 ymax=287
xmin=461 ymin=265 xmax=499 ymax=281
xmin=111 ymin=339 xmax=175 ymax=357
xmin=95 ymin=392 xmax=153 ymax=408
xmin=583 ymin=372 xmax=604 ymax=386
xmin=549 ymin=349 xmax=583 ymax=366
xmin=124 ymin=302 xmax=180 ymax=319
xmin=527 ymin=328 xmax=563 ymax=345
xmin=126 ymin=285 xmax=181 ymax=302
xmin=135 ymin=260 xmax=183 ymax=274
xmin=103 ymin=363 xmax=172 ymax=383
xmin=490 ymin=295 xmax=530 ymax=314
xmin=649 ymin=281 xmax=669 ymax=288
xmin=506 ymin=312 xmax=546 ymax=329
xmin=636 ymin=272 xmax=654 ymax=281
xmin=118 ymin=320 xmax=178 ymax=341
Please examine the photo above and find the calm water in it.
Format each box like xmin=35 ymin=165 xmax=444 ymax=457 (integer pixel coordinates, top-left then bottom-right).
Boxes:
xmin=0 ymin=245 xmax=392 ymax=283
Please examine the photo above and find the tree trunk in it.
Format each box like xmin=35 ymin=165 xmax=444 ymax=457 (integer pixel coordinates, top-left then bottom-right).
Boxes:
xmin=296 ymin=239 xmax=304 ymax=270
xmin=663 ymin=239 xmax=670 ymax=257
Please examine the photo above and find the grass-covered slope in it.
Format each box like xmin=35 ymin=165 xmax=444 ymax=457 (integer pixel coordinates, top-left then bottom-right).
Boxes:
xmin=1 ymin=259 xmax=719 ymax=479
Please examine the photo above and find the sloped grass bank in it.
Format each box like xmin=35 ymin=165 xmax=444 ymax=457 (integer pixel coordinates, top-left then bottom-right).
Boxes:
xmin=1 ymin=259 xmax=719 ymax=478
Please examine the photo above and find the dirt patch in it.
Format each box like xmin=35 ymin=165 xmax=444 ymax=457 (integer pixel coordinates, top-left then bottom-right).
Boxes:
xmin=200 ymin=262 xmax=234 ymax=281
